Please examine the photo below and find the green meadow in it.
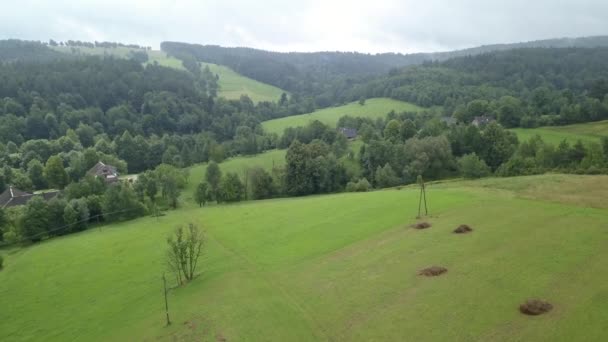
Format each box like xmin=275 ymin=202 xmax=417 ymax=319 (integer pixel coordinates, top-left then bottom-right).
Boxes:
xmin=202 ymin=63 xmax=286 ymax=103
xmin=1 ymin=174 xmax=607 ymax=341
xmin=510 ymin=120 xmax=608 ymax=145
xmin=262 ymin=98 xmax=423 ymax=134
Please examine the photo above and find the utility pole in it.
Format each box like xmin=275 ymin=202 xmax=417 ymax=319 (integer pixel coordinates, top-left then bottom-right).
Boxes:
xmin=162 ymin=273 xmax=171 ymax=326
xmin=417 ymin=175 xmax=428 ymax=217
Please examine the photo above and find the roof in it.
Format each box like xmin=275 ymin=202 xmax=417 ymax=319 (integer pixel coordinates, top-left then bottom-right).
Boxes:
xmin=472 ymin=116 xmax=496 ymax=126
xmin=87 ymin=161 xmax=118 ymax=178
xmin=441 ymin=117 xmax=457 ymax=126
xmin=338 ymin=127 xmax=358 ymax=139
xmin=0 ymin=186 xmax=60 ymax=208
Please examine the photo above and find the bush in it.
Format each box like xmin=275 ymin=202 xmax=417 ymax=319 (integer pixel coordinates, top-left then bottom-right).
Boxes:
xmin=346 ymin=178 xmax=371 ymax=192
xmin=375 ymin=163 xmax=400 ymax=188
xmin=0 ymin=254 xmax=4 ymax=269
xmin=459 ymin=153 xmax=491 ymax=179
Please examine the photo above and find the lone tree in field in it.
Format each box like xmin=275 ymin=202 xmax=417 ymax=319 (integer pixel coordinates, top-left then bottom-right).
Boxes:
xmin=166 ymin=223 xmax=204 ymax=285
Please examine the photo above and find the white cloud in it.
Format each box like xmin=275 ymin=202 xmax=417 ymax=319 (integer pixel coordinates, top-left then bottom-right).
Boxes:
xmin=0 ymin=0 xmax=607 ymax=53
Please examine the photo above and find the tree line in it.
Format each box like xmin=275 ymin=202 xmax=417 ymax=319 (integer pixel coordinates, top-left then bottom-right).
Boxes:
xmin=0 ymin=163 xmax=186 ymax=244
xmin=192 ymin=110 xmax=608 ymax=207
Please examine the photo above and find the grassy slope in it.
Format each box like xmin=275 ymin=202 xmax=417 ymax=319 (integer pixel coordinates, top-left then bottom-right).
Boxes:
xmin=262 ymin=98 xmax=424 ymax=134
xmin=51 ymin=46 xmax=285 ymax=103
xmin=203 ymin=63 xmax=285 ymax=103
xmin=510 ymin=120 xmax=608 ymax=145
xmin=1 ymin=174 xmax=608 ymax=341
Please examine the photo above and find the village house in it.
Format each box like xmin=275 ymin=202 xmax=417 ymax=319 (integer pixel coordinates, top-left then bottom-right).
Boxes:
xmin=472 ymin=116 xmax=496 ymax=127
xmin=0 ymin=186 xmax=60 ymax=209
xmin=338 ymin=127 xmax=358 ymax=139
xmin=87 ymin=161 xmax=119 ymax=184
xmin=440 ymin=116 xmax=457 ymax=126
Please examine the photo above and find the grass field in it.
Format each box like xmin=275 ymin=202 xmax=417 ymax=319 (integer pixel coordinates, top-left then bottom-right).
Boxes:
xmin=262 ymin=98 xmax=424 ymax=134
xmin=510 ymin=120 xmax=608 ymax=145
xmin=51 ymin=46 xmax=285 ymax=103
xmin=185 ymin=149 xmax=286 ymax=195
xmin=1 ymin=174 xmax=607 ymax=341
xmin=203 ymin=63 xmax=285 ymax=103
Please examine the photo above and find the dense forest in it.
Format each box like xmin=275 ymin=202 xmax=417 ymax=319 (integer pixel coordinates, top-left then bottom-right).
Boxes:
xmin=350 ymin=48 xmax=608 ymax=127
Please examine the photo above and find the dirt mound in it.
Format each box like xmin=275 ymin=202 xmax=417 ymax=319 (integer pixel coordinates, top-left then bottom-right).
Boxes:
xmin=418 ymin=266 xmax=447 ymax=276
xmin=411 ymin=222 xmax=432 ymax=229
xmin=519 ymin=299 xmax=553 ymax=315
xmin=454 ymin=224 xmax=473 ymax=233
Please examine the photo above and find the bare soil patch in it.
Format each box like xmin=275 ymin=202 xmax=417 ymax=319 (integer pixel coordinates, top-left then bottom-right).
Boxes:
xmin=411 ymin=222 xmax=432 ymax=229
xmin=418 ymin=266 xmax=447 ymax=276
xmin=454 ymin=224 xmax=473 ymax=234
xmin=519 ymin=299 xmax=553 ymax=315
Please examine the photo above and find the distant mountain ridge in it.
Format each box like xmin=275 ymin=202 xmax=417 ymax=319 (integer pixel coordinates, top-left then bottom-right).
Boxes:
xmin=424 ymin=36 xmax=608 ymax=61
xmin=160 ymin=36 xmax=608 ymax=104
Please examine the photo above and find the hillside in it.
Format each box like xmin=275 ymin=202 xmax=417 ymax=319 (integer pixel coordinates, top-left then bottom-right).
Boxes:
xmin=262 ymin=98 xmax=423 ymax=134
xmin=50 ymin=45 xmax=286 ymax=103
xmin=1 ymin=174 xmax=607 ymax=341
xmin=510 ymin=120 xmax=608 ymax=145
xmin=160 ymin=37 xmax=608 ymax=104
xmin=202 ymin=63 xmax=285 ymax=102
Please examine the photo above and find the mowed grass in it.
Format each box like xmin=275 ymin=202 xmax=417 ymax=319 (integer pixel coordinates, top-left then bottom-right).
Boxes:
xmin=510 ymin=120 xmax=608 ymax=145
xmin=1 ymin=174 xmax=608 ymax=341
xmin=203 ymin=63 xmax=285 ymax=103
xmin=262 ymin=98 xmax=424 ymax=134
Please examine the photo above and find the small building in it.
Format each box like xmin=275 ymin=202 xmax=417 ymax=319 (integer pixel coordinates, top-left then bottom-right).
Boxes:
xmin=338 ymin=127 xmax=358 ymax=139
xmin=87 ymin=161 xmax=119 ymax=184
xmin=440 ymin=116 xmax=457 ymax=126
xmin=0 ymin=186 xmax=60 ymax=209
xmin=472 ymin=116 xmax=496 ymax=127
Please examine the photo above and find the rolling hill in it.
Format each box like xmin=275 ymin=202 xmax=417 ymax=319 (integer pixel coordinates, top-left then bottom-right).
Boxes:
xmin=1 ymin=174 xmax=607 ymax=341
xmin=262 ymin=98 xmax=423 ymax=134
xmin=50 ymin=45 xmax=286 ymax=103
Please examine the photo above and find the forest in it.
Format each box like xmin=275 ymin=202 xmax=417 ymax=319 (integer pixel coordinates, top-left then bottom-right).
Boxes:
xmin=350 ymin=48 xmax=608 ymax=127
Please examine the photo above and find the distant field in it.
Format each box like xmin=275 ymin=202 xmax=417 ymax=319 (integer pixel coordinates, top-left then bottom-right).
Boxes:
xmin=203 ymin=63 xmax=285 ymax=103
xmin=262 ymin=98 xmax=423 ymax=134
xmin=185 ymin=149 xmax=286 ymax=195
xmin=510 ymin=120 xmax=608 ymax=145
xmin=2 ymin=174 xmax=607 ymax=341
xmin=51 ymin=46 xmax=286 ymax=103
xmin=184 ymin=140 xmax=365 ymax=197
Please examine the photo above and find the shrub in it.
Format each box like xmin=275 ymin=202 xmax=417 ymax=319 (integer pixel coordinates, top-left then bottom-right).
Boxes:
xmin=459 ymin=153 xmax=491 ymax=179
xmin=0 ymin=254 xmax=4 ymax=269
xmin=346 ymin=178 xmax=371 ymax=192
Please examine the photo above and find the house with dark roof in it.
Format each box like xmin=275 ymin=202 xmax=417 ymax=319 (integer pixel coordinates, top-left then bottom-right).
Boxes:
xmin=87 ymin=161 xmax=119 ymax=183
xmin=440 ymin=117 xmax=457 ymax=126
xmin=338 ymin=127 xmax=358 ymax=139
xmin=0 ymin=186 xmax=60 ymax=208
xmin=472 ymin=116 xmax=496 ymax=127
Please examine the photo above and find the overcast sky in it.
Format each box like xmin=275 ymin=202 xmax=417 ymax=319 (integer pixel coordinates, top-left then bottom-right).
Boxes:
xmin=1 ymin=0 xmax=607 ymax=53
